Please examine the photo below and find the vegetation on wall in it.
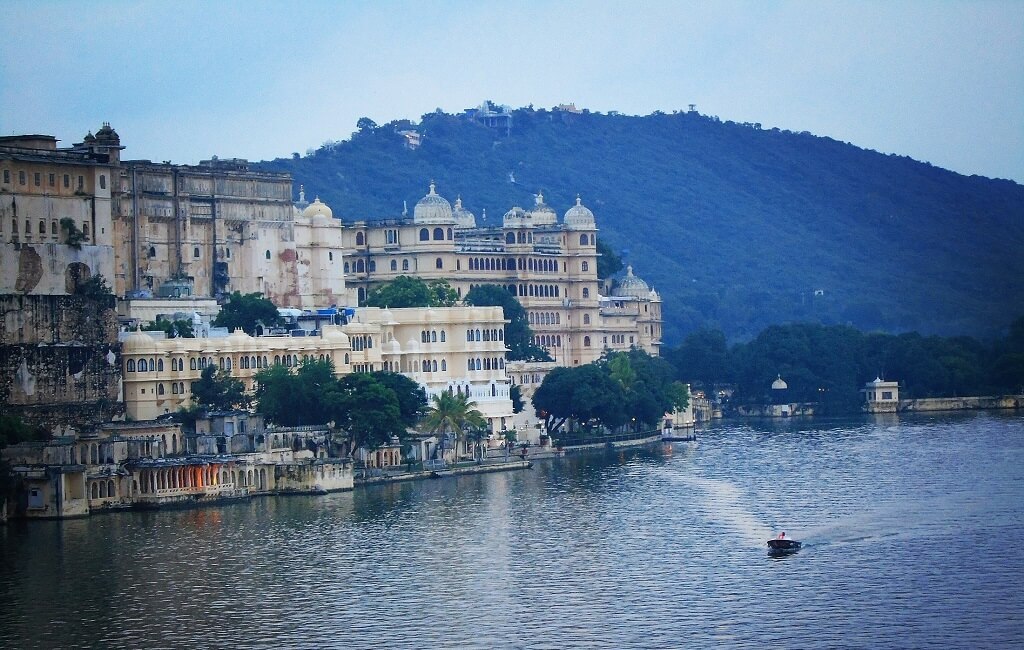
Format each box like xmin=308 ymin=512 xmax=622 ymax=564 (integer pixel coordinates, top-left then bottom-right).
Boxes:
xmin=258 ymin=106 xmax=1024 ymax=344
xmin=213 ymin=292 xmax=282 ymax=335
xmin=463 ymin=283 xmax=552 ymax=361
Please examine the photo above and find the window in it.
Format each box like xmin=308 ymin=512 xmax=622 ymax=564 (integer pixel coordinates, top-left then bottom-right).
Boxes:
xmin=581 ymin=261 xmax=589 ymax=272
xmin=435 ymin=257 xmax=443 ymax=269
xmin=402 ymin=259 xmax=410 ymax=271
xmin=48 ymin=173 xmax=55 ymax=186
xmin=584 ymin=336 xmax=592 ymax=347
xmin=126 ymin=359 xmax=136 ymax=372
xmin=38 ymin=220 xmax=45 ymax=234
xmin=433 ymin=227 xmax=444 ymax=240
xmin=51 ymin=221 xmax=57 ymax=235
xmin=77 ymin=176 xmax=84 ymax=190
xmin=2 ymin=170 xmax=8 ymax=184
xmin=99 ymin=174 xmax=106 ymax=190
xmin=328 ymin=252 xmax=333 ymax=261
xmin=63 ymin=174 xmax=69 ymax=188
xmin=583 ymin=288 xmax=590 ymax=298
xmin=390 ymin=260 xmax=397 ymax=271
xmin=356 ymin=232 xmax=365 ymax=246
xmin=580 ymin=234 xmax=588 ymax=245
xmin=34 ymin=172 xmax=41 ymax=186
xmin=419 ymin=228 xmax=429 ymax=241
xmin=583 ymin=314 xmax=591 ymax=325
xmin=194 ymin=247 xmax=201 ymax=258
xmin=82 ymin=222 xmax=89 ymax=237
xmin=368 ymin=260 xmax=376 ymax=272
xmin=19 ymin=171 xmax=26 ymax=185
xmin=157 ymin=384 xmax=165 ymax=396
xmin=157 ymin=359 xmax=164 ymax=372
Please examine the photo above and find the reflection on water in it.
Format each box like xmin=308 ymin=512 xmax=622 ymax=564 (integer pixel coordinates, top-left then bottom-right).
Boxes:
xmin=1 ymin=412 xmax=1022 ymax=648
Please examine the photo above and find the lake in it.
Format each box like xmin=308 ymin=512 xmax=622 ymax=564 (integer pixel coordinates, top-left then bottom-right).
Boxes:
xmin=1 ymin=412 xmax=1022 ymax=648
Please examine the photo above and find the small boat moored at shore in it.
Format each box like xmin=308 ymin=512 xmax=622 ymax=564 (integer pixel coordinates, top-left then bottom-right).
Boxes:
xmin=767 ymin=532 xmax=802 ymax=555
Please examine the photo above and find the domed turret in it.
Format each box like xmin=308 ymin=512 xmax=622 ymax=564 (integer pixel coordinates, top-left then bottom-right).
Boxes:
xmin=615 ymin=266 xmax=651 ymax=298
xmin=502 ymin=206 xmax=531 ymax=228
xmin=772 ymin=375 xmax=789 ymax=390
xmin=302 ymin=196 xmax=334 ymax=221
xmin=529 ymin=191 xmax=558 ymax=226
xmin=413 ymin=182 xmax=454 ymax=224
xmin=124 ymin=326 xmax=158 ymax=354
xmin=564 ymin=195 xmax=596 ymax=230
xmin=322 ymin=325 xmax=350 ymax=346
xmin=452 ymin=196 xmax=477 ymax=229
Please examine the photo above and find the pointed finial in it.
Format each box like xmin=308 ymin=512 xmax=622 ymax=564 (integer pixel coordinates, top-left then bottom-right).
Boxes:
xmin=429 ymin=180 xmax=436 ymax=195
xmin=535 ymin=191 xmax=544 ymax=205
xmin=575 ymin=194 xmax=582 ymax=206
xmin=299 ymin=184 xmax=305 ymax=202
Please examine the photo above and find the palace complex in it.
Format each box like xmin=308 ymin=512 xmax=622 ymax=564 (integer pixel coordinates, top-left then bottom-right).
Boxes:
xmin=1 ymin=124 xmax=665 ymax=519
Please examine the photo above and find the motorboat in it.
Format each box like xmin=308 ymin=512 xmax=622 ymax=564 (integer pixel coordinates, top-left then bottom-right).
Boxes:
xmin=767 ymin=532 xmax=802 ymax=555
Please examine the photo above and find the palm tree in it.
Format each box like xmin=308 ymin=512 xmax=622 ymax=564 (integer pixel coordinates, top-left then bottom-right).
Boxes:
xmin=423 ymin=392 xmax=486 ymax=462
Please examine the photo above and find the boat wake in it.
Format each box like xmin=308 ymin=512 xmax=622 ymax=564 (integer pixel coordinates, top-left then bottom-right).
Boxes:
xmin=667 ymin=472 xmax=774 ymax=547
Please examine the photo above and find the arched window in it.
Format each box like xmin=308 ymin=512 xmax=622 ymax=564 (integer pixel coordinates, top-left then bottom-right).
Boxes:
xmin=157 ymin=383 xmax=165 ymax=395
xmin=582 ymin=261 xmax=589 ymax=272
xmin=329 ymin=252 xmax=333 ymax=261
xmin=583 ymin=314 xmax=591 ymax=325
xmin=390 ymin=260 xmax=397 ymax=271
xmin=419 ymin=228 xmax=429 ymax=241
xmin=138 ymin=359 xmax=148 ymax=372
xmin=440 ymin=331 xmax=446 ymax=342
xmin=344 ymin=262 xmax=350 ymax=273
xmin=356 ymin=259 xmax=365 ymax=272
xmin=82 ymin=223 xmax=89 ymax=237
xmin=172 ymin=383 xmax=179 ymax=395
xmin=39 ymin=220 xmax=45 ymax=234
xmin=368 ymin=260 xmax=376 ymax=272
xmin=157 ymin=359 xmax=164 ymax=372
xmin=580 ymin=234 xmax=588 ymax=245
xmin=126 ymin=359 xmax=135 ymax=372
xmin=441 ymin=360 xmax=446 ymax=371
xmin=193 ymin=246 xmax=200 ymax=258
xmin=584 ymin=336 xmax=592 ymax=347
xmin=431 ymin=331 xmax=437 ymax=343
xmin=435 ymin=257 xmax=443 ymax=269
xmin=447 ymin=228 xmax=453 ymax=240
xmin=356 ymin=232 xmax=365 ymax=246
xmin=433 ymin=227 xmax=444 ymax=240
xmin=190 ymin=358 xmax=197 ymax=370
xmin=402 ymin=259 xmax=410 ymax=271
xmin=51 ymin=221 xmax=58 ymax=235
xmin=583 ymin=288 xmax=590 ymax=298
xmin=432 ymin=360 xmax=437 ymax=372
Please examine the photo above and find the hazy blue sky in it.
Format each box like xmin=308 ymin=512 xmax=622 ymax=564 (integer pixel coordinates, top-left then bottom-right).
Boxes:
xmin=2 ymin=1 xmax=1022 ymax=181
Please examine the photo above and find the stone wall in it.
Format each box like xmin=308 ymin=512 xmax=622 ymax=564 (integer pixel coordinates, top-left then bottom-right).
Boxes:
xmin=0 ymin=293 xmax=123 ymax=433
xmin=898 ymin=395 xmax=1024 ymax=412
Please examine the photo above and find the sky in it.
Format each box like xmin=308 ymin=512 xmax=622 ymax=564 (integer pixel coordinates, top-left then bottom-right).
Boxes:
xmin=2 ymin=1 xmax=1022 ymax=182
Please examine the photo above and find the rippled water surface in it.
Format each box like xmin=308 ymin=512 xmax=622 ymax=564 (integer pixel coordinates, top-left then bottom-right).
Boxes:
xmin=2 ymin=412 xmax=1023 ymax=648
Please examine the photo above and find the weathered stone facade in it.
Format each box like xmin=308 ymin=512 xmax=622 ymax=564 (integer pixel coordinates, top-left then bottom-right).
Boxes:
xmin=0 ymin=294 xmax=123 ymax=433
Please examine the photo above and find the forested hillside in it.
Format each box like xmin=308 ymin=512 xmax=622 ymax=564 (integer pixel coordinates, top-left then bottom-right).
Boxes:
xmin=257 ymin=106 xmax=1024 ymax=344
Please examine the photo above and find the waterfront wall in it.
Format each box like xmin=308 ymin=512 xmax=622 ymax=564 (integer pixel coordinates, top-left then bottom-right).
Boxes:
xmin=898 ymin=395 xmax=1023 ymax=413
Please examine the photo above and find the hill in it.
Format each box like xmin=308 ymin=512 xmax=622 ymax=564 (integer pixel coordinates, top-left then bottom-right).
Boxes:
xmin=256 ymin=106 xmax=1024 ymax=344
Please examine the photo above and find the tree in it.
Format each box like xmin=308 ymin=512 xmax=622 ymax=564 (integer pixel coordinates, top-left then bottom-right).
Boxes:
xmin=214 ymin=292 xmax=281 ymax=335
xmin=510 ymin=384 xmax=525 ymax=414
xmin=463 ymin=284 xmax=552 ymax=361
xmin=364 ymin=276 xmax=434 ymax=308
xmin=428 ymin=280 xmax=458 ymax=306
xmin=369 ymin=371 xmax=427 ymax=426
xmin=142 ymin=317 xmax=194 ymax=338
xmin=533 ymin=364 xmax=626 ymax=435
xmin=356 ymin=117 xmax=378 ymax=132
xmin=596 ymin=238 xmax=623 ymax=280
xmin=192 ymin=365 xmax=248 ymax=411
xmin=422 ymin=392 xmax=486 ymax=461
xmin=254 ymin=359 xmax=342 ymax=427
xmin=336 ymin=373 xmax=406 ymax=452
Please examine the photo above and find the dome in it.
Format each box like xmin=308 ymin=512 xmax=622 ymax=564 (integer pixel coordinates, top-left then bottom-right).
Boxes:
xmin=83 ymin=132 xmax=96 ymax=143
xmin=124 ymin=327 xmax=158 ymax=353
xmin=615 ymin=266 xmax=650 ymax=298
xmin=452 ymin=196 xmax=477 ymax=229
xmin=502 ymin=206 xmax=531 ymax=228
xmin=322 ymin=325 xmax=350 ymax=345
xmin=302 ymin=196 xmax=333 ymax=221
xmin=772 ymin=375 xmax=789 ymax=390
xmin=387 ymin=339 xmax=402 ymax=354
xmin=529 ymin=191 xmax=558 ymax=226
xmin=379 ymin=307 xmax=397 ymax=325
xmin=406 ymin=338 xmax=421 ymax=352
xmin=413 ymin=182 xmax=454 ymax=224
xmin=564 ymin=195 xmax=596 ymax=230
